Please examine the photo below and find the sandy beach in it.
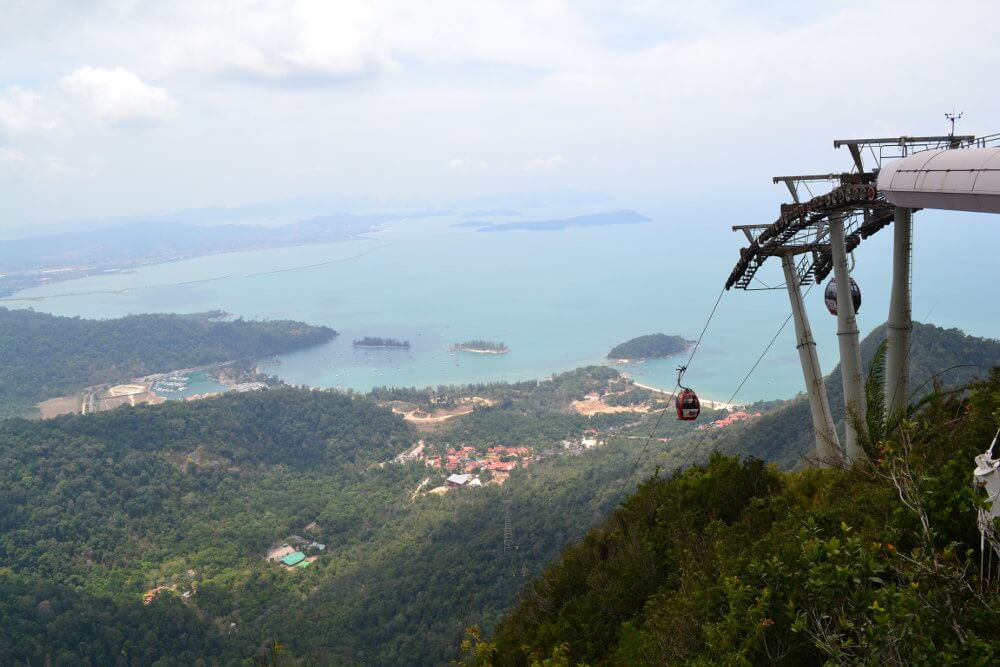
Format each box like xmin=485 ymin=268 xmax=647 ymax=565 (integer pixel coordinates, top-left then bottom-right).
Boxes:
xmin=631 ymin=381 xmax=740 ymax=410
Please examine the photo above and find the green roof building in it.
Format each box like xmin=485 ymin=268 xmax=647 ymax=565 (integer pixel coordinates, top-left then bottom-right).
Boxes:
xmin=281 ymin=551 xmax=306 ymax=567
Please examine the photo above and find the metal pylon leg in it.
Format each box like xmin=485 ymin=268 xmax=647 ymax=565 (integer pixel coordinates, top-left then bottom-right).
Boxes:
xmin=782 ymin=255 xmax=842 ymax=466
xmin=885 ymin=207 xmax=913 ymax=423
xmin=829 ymin=214 xmax=867 ymax=462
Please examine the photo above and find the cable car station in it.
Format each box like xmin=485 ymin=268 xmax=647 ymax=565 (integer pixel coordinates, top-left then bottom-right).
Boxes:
xmin=725 ymin=131 xmax=1000 ymax=467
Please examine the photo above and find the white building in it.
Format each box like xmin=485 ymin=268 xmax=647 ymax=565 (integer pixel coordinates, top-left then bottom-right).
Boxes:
xmin=446 ymin=473 xmax=470 ymax=487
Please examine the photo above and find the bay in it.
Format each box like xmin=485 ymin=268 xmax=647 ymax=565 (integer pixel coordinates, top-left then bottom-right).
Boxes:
xmin=4 ymin=203 xmax=995 ymax=403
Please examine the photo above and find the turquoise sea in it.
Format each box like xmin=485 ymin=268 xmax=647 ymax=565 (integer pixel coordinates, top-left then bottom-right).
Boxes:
xmin=4 ymin=203 xmax=996 ymax=403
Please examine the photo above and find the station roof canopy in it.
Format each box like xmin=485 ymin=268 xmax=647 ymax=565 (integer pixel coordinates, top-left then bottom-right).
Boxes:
xmin=877 ymin=147 xmax=1000 ymax=214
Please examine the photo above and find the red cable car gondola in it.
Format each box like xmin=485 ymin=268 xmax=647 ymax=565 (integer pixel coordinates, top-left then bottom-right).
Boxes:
xmin=824 ymin=277 xmax=862 ymax=316
xmin=676 ymin=388 xmax=700 ymax=421
xmin=674 ymin=365 xmax=701 ymax=421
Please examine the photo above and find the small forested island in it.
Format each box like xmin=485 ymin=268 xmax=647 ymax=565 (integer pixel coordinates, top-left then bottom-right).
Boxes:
xmin=607 ymin=333 xmax=692 ymax=361
xmin=452 ymin=339 xmax=509 ymax=354
xmin=353 ymin=336 xmax=410 ymax=349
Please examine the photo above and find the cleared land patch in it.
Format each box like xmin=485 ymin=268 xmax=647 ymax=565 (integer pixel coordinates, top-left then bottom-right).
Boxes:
xmin=570 ymin=393 xmax=652 ymax=416
xmin=37 ymin=395 xmax=80 ymax=418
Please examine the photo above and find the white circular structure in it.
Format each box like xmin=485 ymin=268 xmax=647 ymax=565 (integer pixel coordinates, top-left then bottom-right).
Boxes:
xmin=107 ymin=384 xmax=146 ymax=397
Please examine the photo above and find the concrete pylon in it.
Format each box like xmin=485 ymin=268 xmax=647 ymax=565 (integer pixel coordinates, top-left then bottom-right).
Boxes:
xmin=885 ymin=207 xmax=913 ymax=423
xmin=781 ymin=254 xmax=842 ymax=466
xmin=828 ymin=214 xmax=867 ymax=462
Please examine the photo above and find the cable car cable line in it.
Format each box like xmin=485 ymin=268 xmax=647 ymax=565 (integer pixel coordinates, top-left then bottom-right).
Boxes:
xmin=610 ymin=286 xmax=726 ymax=507
xmin=611 ymin=274 xmax=818 ymax=506
xmin=670 ymin=282 xmax=815 ymax=473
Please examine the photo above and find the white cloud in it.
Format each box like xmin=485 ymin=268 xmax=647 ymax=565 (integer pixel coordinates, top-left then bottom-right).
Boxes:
xmin=2 ymin=1 xmax=1000 ymax=222
xmin=0 ymin=67 xmax=177 ymax=142
xmin=141 ymin=0 xmax=392 ymax=83
xmin=0 ymin=147 xmax=27 ymax=163
xmin=59 ymin=67 xmax=178 ymax=127
xmin=0 ymin=148 xmax=68 ymax=178
xmin=0 ymin=87 xmax=55 ymax=138
xmin=378 ymin=0 xmax=591 ymax=71
xmin=447 ymin=157 xmax=488 ymax=171
xmin=0 ymin=1 xmax=586 ymax=87
xmin=524 ymin=154 xmax=566 ymax=170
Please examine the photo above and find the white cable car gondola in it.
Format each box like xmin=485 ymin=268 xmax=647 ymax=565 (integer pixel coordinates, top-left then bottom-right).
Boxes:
xmin=824 ymin=277 xmax=862 ymax=316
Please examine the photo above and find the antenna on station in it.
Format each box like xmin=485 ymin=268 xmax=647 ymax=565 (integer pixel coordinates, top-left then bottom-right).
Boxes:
xmin=945 ymin=108 xmax=964 ymax=139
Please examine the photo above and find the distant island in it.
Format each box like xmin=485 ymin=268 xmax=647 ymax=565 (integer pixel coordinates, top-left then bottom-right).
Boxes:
xmin=462 ymin=210 xmax=650 ymax=233
xmin=450 ymin=220 xmax=495 ymax=229
xmin=452 ymin=340 xmax=509 ymax=354
xmin=460 ymin=208 xmax=520 ymax=218
xmin=607 ymin=333 xmax=692 ymax=361
xmin=353 ymin=336 xmax=410 ymax=349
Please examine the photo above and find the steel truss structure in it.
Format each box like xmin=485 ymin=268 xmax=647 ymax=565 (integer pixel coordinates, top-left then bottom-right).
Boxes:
xmin=724 ymin=133 xmax=990 ymax=467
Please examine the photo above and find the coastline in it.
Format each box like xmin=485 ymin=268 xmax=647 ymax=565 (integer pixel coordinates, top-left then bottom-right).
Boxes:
xmin=630 ymin=380 xmax=740 ymax=411
xmin=452 ymin=347 xmax=509 ymax=355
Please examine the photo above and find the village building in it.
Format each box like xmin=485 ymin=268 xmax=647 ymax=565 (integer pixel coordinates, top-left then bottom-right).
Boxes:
xmin=280 ymin=551 xmax=306 ymax=567
xmin=695 ymin=410 xmax=762 ymax=431
xmin=266 ymin=544 xmax=297 ymax=563
xmin=446 ymin=473 xmax=470 ymax=487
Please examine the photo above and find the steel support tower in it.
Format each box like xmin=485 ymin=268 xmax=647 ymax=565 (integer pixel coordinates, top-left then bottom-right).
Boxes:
xmin=725 ymin=135 xmax=973 ymax=464
xmin=780 ymin=253 xmax=841 ymax=463
xmin=828 ymin=213 xmax=866 ymax=461
xmin=885 ymin=206 xmax=913 ymax=421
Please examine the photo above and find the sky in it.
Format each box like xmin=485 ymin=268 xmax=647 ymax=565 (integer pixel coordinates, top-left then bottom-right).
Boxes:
xmin=1 ymin=0 xmax=999 ymax=228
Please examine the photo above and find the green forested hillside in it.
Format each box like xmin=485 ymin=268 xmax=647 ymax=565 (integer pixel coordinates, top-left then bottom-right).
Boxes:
xmin=0 ymin=388 xmax=413 ymax=664
xmin=484 ymin=370 xmax=1000 ymax=665
xmin=708 ymin=322 xmax=1000 ymax=468
xmin=0 ymin=308 xmax=336 ymax=416
xmin=0 ymin=369 xmax=683 ymax=665
xmin=2 ymin=325 xmax=997 ymax=665
xmin=0 ymin=389 xmax=411 ymax=582
xmin=0 ymin=571 xmax=233 ymax=665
